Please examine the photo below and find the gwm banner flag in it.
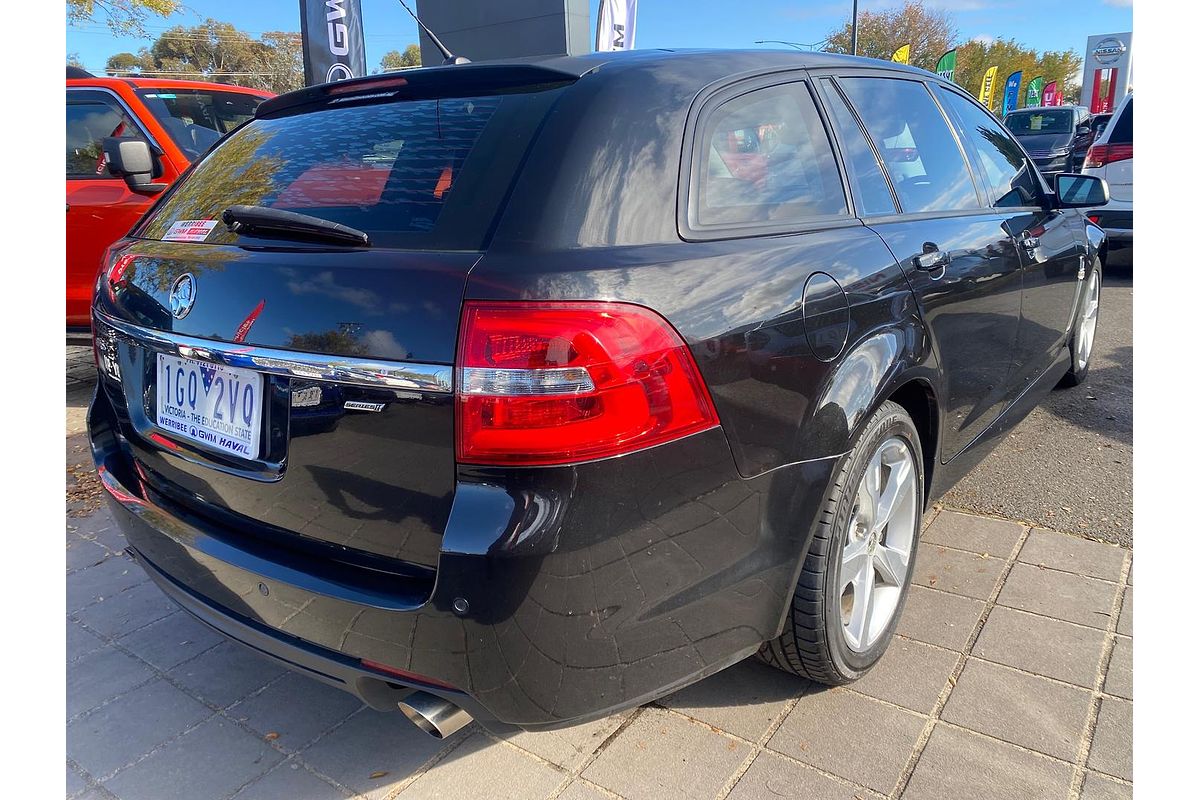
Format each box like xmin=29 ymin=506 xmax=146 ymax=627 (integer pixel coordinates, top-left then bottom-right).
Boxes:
xmin=891 ymin=45 xmax=910 ymax=64
xmin=597 ymin=0 xmax=638 ymax=51
xmin=299 ymin=0 xmax=367 ymax=85
xmin=1001 ymin=70 xmax=1023 ymax=116
xmin=978 ymin=66 xmax=999 ymax=109
xmin=1026 ymin=76 xmax=1045 ymax=107
xmin=935 ymin=49 xmax=957 ymax=82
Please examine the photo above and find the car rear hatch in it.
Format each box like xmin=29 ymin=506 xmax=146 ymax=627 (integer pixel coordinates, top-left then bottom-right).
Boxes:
xmin=1103 ymin=98 xmax=1133 ymax=203
xmin=93 ymin=67 xmax=575 ymax=577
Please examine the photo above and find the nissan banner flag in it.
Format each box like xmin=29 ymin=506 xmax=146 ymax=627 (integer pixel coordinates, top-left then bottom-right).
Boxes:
xmin=1042 ymin=80 xmax=1058 ymax=106
xmin=977 ymin=66 xmax=998 ymax=110
xmin=1001 ymin=70 xmax=1022 ymax=116
xmin=299 ymin=0 xmax=367 ymax=86
xmin=596 ymin=0 xmax=638 ymax=51
xmin=1026 ymin=76 xmax=1044 ymax=108
xmin=935 ymin=49 xmax=957 ymax=83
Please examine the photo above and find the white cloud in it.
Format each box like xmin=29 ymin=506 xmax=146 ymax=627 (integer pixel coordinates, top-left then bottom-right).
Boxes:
xmin=925 ymin=0 xmax=992 ymax=9
xmin=360 ymin=330 xmax=410 ymax=360
xmin=971 ymin=34 xmax=996 ymax=45
xmin=283 ymin=270 xmax=382 ymax=315
xmin=1102 ymin=0 xmax=1133 ymax=7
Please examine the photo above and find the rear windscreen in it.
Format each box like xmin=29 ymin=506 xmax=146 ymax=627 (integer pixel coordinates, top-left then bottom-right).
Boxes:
xmin=1108 ymin=98 xmax=1132 ymax=144
xmin=136 ymin=87 xmax=565 ymax=250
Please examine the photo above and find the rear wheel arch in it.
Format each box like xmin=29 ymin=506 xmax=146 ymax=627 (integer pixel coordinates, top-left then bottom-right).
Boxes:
xmin=801 ymin=320 xmax=931 ymax=461
xmin=886 ymin=379 xmax=939 ymax=507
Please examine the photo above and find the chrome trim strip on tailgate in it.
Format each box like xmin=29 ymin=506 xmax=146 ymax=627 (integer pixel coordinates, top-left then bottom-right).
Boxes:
xmin=95 ymin=311 xmax=453 ymax=393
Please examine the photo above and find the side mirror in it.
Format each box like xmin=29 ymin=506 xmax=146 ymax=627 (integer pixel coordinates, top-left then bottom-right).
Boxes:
xmin=102 ymin=138 xmax=167 ymax=194
xmin=1054 ymin=173 xmax=1109 ymax=209
xmin=1076 ymin=123 xmax=1091 ymax=135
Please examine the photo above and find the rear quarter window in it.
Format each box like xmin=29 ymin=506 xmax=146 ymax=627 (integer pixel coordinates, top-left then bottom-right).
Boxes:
xmin=136 ymin=87 xmax=566 ymax=250
xmin=687 ymin=81 xmax=848 ymax=235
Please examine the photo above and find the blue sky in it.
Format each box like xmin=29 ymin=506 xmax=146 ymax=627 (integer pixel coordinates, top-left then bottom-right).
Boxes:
xmin=66 ymin=0 xmax=1133 ymax=76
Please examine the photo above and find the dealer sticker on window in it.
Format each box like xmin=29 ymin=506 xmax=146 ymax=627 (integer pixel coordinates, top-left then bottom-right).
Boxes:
xmin=163 ymin=219 xmax=219 ymax=242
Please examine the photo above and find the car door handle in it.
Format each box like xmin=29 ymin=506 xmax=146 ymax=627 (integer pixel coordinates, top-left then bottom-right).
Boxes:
xmin=914 ymin=249 xmax=950 ymax=271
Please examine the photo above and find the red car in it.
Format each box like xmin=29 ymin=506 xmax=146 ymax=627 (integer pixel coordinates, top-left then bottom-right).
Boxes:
xmin=66 ymin=68 xmax=272 ymax=341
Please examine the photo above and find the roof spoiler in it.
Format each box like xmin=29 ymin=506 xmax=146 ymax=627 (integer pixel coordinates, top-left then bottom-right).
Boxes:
xmin=256 ymin=63 xmax=580 ymax=119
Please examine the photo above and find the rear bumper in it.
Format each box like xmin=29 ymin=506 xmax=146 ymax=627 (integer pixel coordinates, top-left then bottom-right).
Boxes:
xmin=129 ymin=542 xmax=507 ymax=725
xmin=90 ymin=387 xmax=834 ymax=730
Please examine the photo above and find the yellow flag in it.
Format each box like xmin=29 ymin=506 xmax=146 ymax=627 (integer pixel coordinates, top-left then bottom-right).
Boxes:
xmin=978 ymin=65 xmax=999 ymax=108
xmin=891 ymin=45 xmax=911 ymax=64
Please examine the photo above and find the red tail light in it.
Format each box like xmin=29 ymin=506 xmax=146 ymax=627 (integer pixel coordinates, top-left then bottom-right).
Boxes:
xmin=456 ymin=301 xmax=720 ymax=466
xmin=1083 ymin=143 xmax=1133 ymax=169
xmin=326 ymin=75 xmax=408 ymax=96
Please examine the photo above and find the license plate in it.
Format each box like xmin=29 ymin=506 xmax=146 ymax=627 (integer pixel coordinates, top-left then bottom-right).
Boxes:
xmin=155 ymin=354 xmax=263 ymax=459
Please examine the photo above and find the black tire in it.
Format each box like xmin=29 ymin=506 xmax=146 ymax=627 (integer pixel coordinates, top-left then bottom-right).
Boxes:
xmin=1059 ymin=261 xmax=1103 ymax=388
xmin=759 ymin=400 xmax=924 ymax=685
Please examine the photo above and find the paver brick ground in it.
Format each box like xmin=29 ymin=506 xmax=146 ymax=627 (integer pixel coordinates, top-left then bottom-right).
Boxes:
xmin=65 ymin=503 xmax=1134 ymax=800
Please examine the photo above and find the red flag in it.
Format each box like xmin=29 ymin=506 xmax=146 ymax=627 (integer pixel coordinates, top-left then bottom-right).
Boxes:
xmin=1042 ymin=80 xmax=1058 ymax=106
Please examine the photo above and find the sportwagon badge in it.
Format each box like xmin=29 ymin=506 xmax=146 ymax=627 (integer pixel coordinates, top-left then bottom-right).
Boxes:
xmin=169 ymin=273 xmax=196 ymax=319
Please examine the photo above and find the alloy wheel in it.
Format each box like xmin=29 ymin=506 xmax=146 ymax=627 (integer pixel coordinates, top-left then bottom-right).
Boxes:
xmin=1077 ymin=270 xmax=1101 ymax=370
xmin=838 ymin=435 xmax=919 ymax=652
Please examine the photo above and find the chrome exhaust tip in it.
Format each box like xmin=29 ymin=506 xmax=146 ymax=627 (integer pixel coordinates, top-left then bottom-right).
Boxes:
xmin=398 ymin=691 xmax=473 ymax=739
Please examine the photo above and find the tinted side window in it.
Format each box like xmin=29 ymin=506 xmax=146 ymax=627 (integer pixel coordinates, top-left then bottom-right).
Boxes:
xmin=840 ymin=78 xmax=980 ymax=213
xmin=66 ymin=96 xmax=143 ymax=179
xmin=1109 ymin=97 xmax=1132 ymax=144
xmin=819 ymin=80 xmax=896 ymax=216
xmin=936 ymin=88 xmax=1041 ymax=208
xmin=694 ymin=82 xmax=847 ymax=228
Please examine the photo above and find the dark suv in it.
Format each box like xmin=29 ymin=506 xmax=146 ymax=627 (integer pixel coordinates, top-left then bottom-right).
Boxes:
xmin=88 ymin=50 xmax=1108 ymax=737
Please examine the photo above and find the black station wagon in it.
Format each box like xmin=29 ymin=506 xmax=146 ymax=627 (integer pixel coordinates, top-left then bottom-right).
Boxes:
xmin=89 ymin=50 xmax=1109 ymax=737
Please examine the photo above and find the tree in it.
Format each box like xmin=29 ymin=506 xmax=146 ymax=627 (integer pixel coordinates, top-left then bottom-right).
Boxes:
xmin=257 ymin=32 xmax=304 ymax=94
xmin=67 ymin=52 xmax=87 ymax=70
xmin=823 ymin=2 xmax=1083 ymax=113
xmin=379 ymin=44 xmax=422 ymax=72
xmin=105 ymin=52 xmax=142 ymax=76
xmin=67 ymin=0 xmax=181 ymax=35
xmin=129 ymin=19 xmax=303 ymax=94
xmin=955 ymin=39 xmax=1083 ymax=113
xmin=825 ymin=0 xmax=957 ymax=72
xmin=139 ymin=19 xmax=262 ymax=84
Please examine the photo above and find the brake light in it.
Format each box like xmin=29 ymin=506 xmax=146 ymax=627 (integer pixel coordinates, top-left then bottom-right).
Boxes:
xmin=456 ymin=301 xmax=720 ymax=466
xmin=326 ymin=75 xmax=408 ymax=96
xmin=1083 ymin=143 xmax=1133 ymax=169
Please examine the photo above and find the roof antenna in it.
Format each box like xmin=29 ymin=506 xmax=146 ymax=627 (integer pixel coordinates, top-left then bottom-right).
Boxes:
xmin=396 ymin=0 xmax=470 ymax=65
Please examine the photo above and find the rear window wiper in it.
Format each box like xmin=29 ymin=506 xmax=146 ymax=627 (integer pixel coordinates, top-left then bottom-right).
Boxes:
xmin=221 ymin=205 xmax=371 ymax=247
